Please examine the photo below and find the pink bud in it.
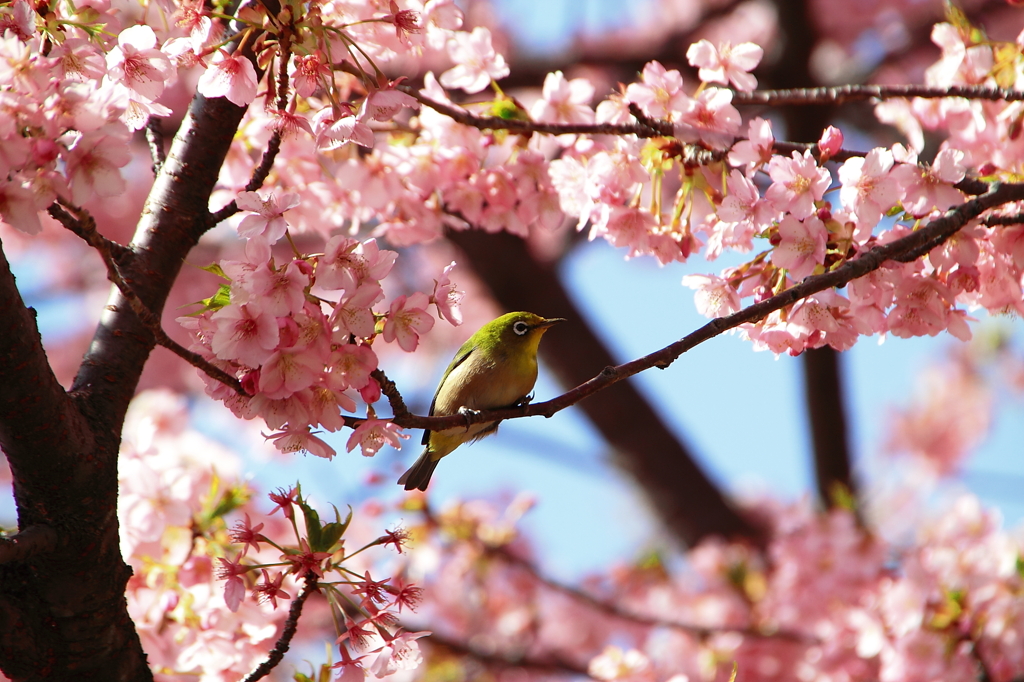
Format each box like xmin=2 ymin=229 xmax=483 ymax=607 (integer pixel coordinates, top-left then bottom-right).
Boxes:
xmin=818 ymin=126 xmax=844 ymax=158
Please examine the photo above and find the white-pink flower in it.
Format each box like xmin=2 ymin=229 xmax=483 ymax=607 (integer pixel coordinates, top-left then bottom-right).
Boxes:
xmin=728 ymin=117 xmax=774 ymax=175
xmin=368 ymin=630 xmax=430 ymax=678
xmin=765 ymin=150 xmax=832 ymax=220
xmin=431 ymin=261 xmax=464 ymax=326
xmin=686 ymin=39 xmax=763 ymax=92
xmin=439 ymin=27 xmax=509 ymax=94
xmin=839 ymin=148 xmax=902 ymax=228
xmin=682 ymin=274 xmax=741 ymax=318
xmin=327 ymin=343 xmax=377 ymax=391
xmin=266 ymin=425 xmax=337 ymax=459
xmin=0 ymin=178 xmax=42 ymax=235
xmin=773 ymin=215 xmax=827 ymax=280
xmin=624 ymin=60 xmax=690 ymax=119
xmin=105 ymin=25 xmax=174 ymax=103
xmin=383 ymin=292 xmax=434 ymax=352
xmin=236 ymin=190 xmax=300 ymax=243
xmin=531 ymin=70 xmax=595 ymax=125
xmin=258 ymin=349 xmax=322 ymax=399
xmin=65 ymin=133 xmax=132 ymax=205
xmin=211 ymin=302 xmax=279 ymax=368
xmin=331 ymin=284 xmax=384 ymax=340
xmin=197 ymin=51 xmax=258 ymax=106
xmin=345 ymin=418 xmax=409 ymax=458
xmin=674 ymin=87 xmax=741 ymax=149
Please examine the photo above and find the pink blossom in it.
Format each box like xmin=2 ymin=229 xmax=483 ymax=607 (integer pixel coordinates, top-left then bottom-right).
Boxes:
xmin=368 ymin=630 xmax=430 ymax=678
xmin=331 ymin=284 xmax=384 ymax=340
xmin=728 ymin=117 xmax=774 ymax=175
xmin=314 ymin=105 xmax=375 ymax=150
xmin=197 ymin=51 xmax=258 ymax=106
xmin=686 ymin=39 xmax=763 ymax=91
xmin=65 ymin=133 xmax=132 ymax=205
xmin=383 ymin=292 xmax=434 ymax=352
xmin=381 ymin=0 xmax=422 ymax=43
xmin=291 ymin=51 xmax=331 ymax=98
xmin=248 ymin=261 xmax=308 ymax=317
xmin=439 ymin=27 xmax=509 ymax=94
xmin=105 ymin=25 xmax=174 ymax=103
xmin=258 ymin=349 xmax=322 ymax=399
xmin=51 ymin=39 xmax=107 ymax=82
xmin=236 ymin=190 xmax=300 ymax=243
xmin=773 ymin=215 xmax=827 ymax=280
xmin=682 ymin=274 xmax=741 ymax=318
xmin=0 ymin=0 xmax=34 ymax=41
xmin=327 ymin=343 xmax=377 ymax=391
xmin=345 ymin=419 xmax=409 ymax=458
xmin=265 ymin=425 xmax=337 ymax=459
xmin=818 ymin=125 xmax=844 ymax=159
xmin=252 ymin=569 xmax=290 ymax=609
xmin=216 ymin=554 xmax=249 ymax=612
xmin=674 ymin=87 xmax=741 ymax=149
xmin=318 ymin=237 xmax=398 ymax=293
xmin=211 ymin=303 xmax=279 ymax=368
xmin=765 ymin=150 xmax=831 ymax=220
xmin=0 ymin=178 xmax=41 ymax=235
xmin=588 ymin=646 xmax=651 ymax=681
xmin=838 ymin=148 xmax=902 ymax=228
xmin=531 ymin=70 xmax=595 ymax=125
xmin=364 ymin=81 xmax=418 ymax=122
xmin=892 ymin=148 xmax=966 ymax=217
xmin=431 ymin=261 xmax=464 ymax=326
xmin=624 ymin=60 xmax=689 ymax=119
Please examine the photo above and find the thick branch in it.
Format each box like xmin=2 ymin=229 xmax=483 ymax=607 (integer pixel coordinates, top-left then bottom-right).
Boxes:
xmin=732 ymin=83 xmax=1024 ymax=107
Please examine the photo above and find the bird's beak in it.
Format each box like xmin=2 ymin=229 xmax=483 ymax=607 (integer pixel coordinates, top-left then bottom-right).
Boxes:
xmin=537 ymin=317 xmax=566 ymax=330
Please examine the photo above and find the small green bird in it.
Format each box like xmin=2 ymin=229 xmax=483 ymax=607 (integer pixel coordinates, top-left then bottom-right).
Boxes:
xmin=398 ymin=312 xmax=564 ymax=491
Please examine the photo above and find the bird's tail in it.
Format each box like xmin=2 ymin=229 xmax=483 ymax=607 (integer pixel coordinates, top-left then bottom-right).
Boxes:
xmin=397 ymin=450 xmax=439 ymax=491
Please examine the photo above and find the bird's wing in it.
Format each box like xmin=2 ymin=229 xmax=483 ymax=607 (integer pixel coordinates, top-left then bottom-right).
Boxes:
xmin=422 ymin=339 xmax=478 ymax=445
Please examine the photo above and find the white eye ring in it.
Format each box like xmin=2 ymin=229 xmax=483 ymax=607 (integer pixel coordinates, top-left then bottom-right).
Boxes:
xmin=513 ymin=321 xmax=529 ymax=336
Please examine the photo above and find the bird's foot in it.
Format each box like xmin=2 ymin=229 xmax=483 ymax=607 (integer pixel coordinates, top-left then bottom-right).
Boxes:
xmin=457 ymin=406 xmax=481 ymax=431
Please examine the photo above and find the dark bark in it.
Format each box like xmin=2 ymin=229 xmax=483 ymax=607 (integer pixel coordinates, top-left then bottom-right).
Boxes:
xmin=447 ymin=229 xmax=763 ymax=546
xmin=0 ymin=92 xmax=251 ymax=680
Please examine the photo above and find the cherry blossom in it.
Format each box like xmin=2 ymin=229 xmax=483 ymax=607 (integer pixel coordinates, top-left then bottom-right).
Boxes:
xmin=383 ymin=292 xmax=435 ymax=352
xmin=439 ymin=27 xmax=509 ymax=93
xmin=686 ymin=39 xmax=764 ymax=91
xmin=105 ymin=25 xmax=174 ymax=103
xmin=197 ymin=51 xmax=258 ymax=106
xmin=236 ymin=190 xmax=301 ymax=243
xmin=765 ymin=150 xmax=832 ymax=220
xmin=345 ymin=418 xmax=409 ymax=458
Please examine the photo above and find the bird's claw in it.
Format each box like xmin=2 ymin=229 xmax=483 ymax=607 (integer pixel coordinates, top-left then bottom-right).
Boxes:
xmin=457 ymin=406 xmax=481 ymax=431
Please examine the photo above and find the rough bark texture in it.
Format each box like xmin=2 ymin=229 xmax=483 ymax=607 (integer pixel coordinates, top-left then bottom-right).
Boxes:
xmin=447 ymin=229 xmax=763 ymax=546
xmin=0 ymin=91 xmax=249 ymax=681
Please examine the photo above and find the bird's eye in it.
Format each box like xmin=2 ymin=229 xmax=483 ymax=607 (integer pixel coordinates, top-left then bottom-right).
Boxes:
xmin=513 ymin=321 xmax=529 ymax=336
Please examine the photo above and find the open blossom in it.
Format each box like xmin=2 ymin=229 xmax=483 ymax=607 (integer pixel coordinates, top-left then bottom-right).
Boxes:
xmin=686 ymin=39 xmax=763 ymax=91
xmin=364 ymin=81 xmax=419 ymax=122
xmin=773 ymin=215 xmax=827 ymax=280
xmin=211 ymin=303 xmax=279 ymax=368
xmin=682 ymin=274 xmax=741 ymax=318
xmin=65 ymin=133 xmax=132 ymax=205
xmin=291 ymin=51 xmax=331 ymax=98
xmin=624 ymin=60 xmax=690 ymax=119
xmin=345 ymin=418 xmax=408 ymax=458
xmin=265 ymin=425 xmax=337 ymax=459
xmin=331 ymin=284 xmax=383 ymax=339
xmin=431 ymin=261 xmax=464 ymax=326
xmin=105 ymin=25 xmax=174 ymax=102
xmin=439 ymin=27 xmax=509 ymax=94
xmin=891 ymin=147 xmax=966 ymax=217
xmin=531 ymin=70 xmax=595 ymax=124
xmin=674 ymin=87 xmax=741 ymax=149
xmin=368 ymin=630 xmax=430 ymax=678
xmin=383 ymin=292 xmax=434 ymax=352
xmin=197 ymin=51 xmax=258 ymax=106
xmin=318 ymin=237 xmax=397 ymax=293
xmin=236 ymin=191 xmax=300 ymax=243
xmin=838 ymin=147 xmax=902 ymax=228
xmin=728 ymin=117 xmax=774 ymax=174
xmin=766 ymin=150 xmax=831 ymax=220
xmin=0 ymin=178 xmax=42 ymax=235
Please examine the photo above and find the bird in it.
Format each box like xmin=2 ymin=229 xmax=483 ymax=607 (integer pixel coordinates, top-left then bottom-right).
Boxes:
xmin=398 ymin=311 xmax=565 ymax=491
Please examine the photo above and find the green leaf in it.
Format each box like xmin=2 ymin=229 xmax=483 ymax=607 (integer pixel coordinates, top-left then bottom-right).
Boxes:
xmin=299 ymin=500 xmax=323 ymax=552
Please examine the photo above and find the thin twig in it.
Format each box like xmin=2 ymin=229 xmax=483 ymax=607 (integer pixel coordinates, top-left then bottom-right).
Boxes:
xmin=242 ymin=572 xmax=319 ymax=682
xmin=207 ymin=130 xmax=285 ymax=227
xmin=732 ymin=83 xmax=1024 ymax=107
xmin=380 ymin=181 xmax=1024 ymax=434
xmin=48 ymin=202 xmax=246 ymax=395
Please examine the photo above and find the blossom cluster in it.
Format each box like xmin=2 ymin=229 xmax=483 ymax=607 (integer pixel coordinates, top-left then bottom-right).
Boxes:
xmin=118 ymin=389 xmax=425 ymax=681
xmin=407 ymin=493 xmax=1024 ymax=682
xmin=180 ymin=209 xmax=464 ymax=457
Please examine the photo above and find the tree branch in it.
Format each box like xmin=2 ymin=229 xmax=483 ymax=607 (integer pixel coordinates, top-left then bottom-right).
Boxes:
xmin=382 ymin=182 xmax=1024 ymax=435
xmin=48 ymin=202 xmax=245 ymax=396
xmin=242 ymin=573 xmax=319 ymax=682
xmin=732 ymin=83 xmax=1024 ymax=107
